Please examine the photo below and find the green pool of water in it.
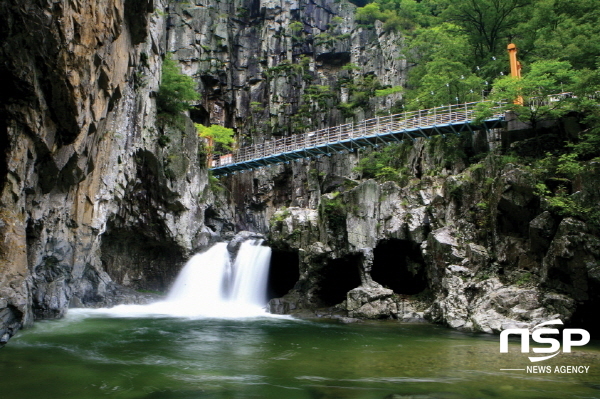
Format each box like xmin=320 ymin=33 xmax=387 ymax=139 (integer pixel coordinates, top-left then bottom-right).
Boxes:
xmin=1 ymin=311 xmax=598 ymax=399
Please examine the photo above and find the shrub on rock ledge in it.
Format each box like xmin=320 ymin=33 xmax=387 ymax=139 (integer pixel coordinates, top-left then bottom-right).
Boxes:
xmin=156 ymin=54 xmax=199 ymax=117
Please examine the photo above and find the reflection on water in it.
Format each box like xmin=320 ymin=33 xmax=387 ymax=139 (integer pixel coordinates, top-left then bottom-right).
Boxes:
xmin=1 ymin=313 xmax=599 ymax=399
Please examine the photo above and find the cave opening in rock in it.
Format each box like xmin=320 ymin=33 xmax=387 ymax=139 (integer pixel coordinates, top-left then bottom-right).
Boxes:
xmin=100 ymin=224 xmax=185 ymax=293
xmin=569 ymin=299 xmax=600 ymax=339
xmin=190 ymin=106 xmax=210 ymax=126
xmin=372 ymin=239 xmax=428 ymax=295
xmin=567 ymin=279 xmax=600 ymax=339
xmin=317 ymin=255 xmax=362 ymax=306
xmin=267 ymin=248 xmax=300 ymax=300
xmin=316 ymin=52 xmax=351 ymax=67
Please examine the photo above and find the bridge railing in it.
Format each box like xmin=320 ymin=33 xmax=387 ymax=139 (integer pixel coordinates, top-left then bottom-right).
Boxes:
xmin=212 ymin=101 xmax=504 ymax=168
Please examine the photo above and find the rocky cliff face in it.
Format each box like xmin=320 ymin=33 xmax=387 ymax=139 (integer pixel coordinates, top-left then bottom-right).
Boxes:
xmin=0 ymin=0 xmax=218 ymax=344
xmin=167 ymin=0 xmax=405 ymax=138
xmin=262 ymin=131 xmax=600 ymax=334
xmin=0 ymin=0 xmax=407 ymax=345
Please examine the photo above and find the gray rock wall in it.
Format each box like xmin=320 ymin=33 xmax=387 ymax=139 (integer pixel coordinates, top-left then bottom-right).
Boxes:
xmin=3 ymin=0 xmax=411 ymax=344
xmin=166 ymin=0 xmax=406 ymax=139
xmin=1 ymin=0 xmax=597 ymax=345
xmin=265 ymin=135 xmax=600 ymax=333
xmin=0 ymin=0 xmax=215 ymax=344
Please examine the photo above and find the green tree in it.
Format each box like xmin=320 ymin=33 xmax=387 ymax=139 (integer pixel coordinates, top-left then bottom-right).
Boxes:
xmin=196 ymin=124 xmax=235 ymax=155
xmin=480 ymin=60 xmax=578 ymax=127
xmin=442 ymin=0 xmax=532 ymax=61
xmin=353 ymin=0 xmax=599 ymax=123
xmin=514 ymin=0 xmax=600 ymax=69
xmin=403 ymin=23 xmax=484 ymax=108
xmin=157 ymin=54 xmax=200 ymax=116
xmin=356 ymin=0 xmax=438 ymax=31
xmin=354 ymin=143 xmax=410 ymax=183
xmin=355 ymin=3 xmax=389 ymax=26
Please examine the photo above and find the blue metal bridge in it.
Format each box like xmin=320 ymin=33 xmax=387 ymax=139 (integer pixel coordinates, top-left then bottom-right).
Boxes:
xmin=209 ymin=101 xmax=505 ymax=177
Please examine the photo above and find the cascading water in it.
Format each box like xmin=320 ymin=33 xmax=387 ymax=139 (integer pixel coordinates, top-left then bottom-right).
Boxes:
xmin=166 ymin=242 xmax=232 ymax=308
xmin=166 ymin=239 xmax=272 ymax=316
xmin=230 ymin=240 xmax=271 ymax=306
xmin=92 ymin=240 xmax=273 ymax=318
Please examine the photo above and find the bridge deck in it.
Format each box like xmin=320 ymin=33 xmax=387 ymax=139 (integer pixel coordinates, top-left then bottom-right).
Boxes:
xmin=210 ymin=101 xmax=505 ymax=176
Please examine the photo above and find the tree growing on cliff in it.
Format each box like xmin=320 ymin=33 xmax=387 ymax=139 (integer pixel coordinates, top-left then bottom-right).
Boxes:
xmin=196 ymin=124 xmax=235 ymax=165
xmin=156 ymin=54 xmax=200 ymax=117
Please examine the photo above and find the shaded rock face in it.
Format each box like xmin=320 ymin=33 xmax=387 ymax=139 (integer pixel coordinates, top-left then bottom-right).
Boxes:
xmin=0 ymin=0 xmax=216 ymax=344
xmin=264 ymin=136 xmax=600 ymax=334
xmin=171 ymin=0 xmax=410 ymax=234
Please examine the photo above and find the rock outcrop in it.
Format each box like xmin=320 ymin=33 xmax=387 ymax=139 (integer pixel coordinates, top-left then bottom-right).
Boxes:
xmin=0 ymin=0 xmax=409 ymax=345
xmin=167 ymin=0 xmax=406 ymax=139
xmin=265 ymin=135 xmax=600 ymax=333
xmin=0 ymin=0 xmax=216 ymax=344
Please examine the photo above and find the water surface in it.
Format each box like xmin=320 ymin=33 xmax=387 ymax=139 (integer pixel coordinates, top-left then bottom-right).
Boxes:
xmin=1 ymin=312 xmax=598 ymax=399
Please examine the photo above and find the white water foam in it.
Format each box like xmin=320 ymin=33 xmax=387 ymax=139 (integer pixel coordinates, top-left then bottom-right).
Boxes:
xmin=74 ymin=240 xmax=279 ymax=319
xmin=230 ymin=240 xmax=271 ymax=306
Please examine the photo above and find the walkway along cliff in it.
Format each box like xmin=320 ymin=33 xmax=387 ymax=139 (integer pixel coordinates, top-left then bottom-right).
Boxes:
xmin=1 ymin=0 xmax=599 ymax=345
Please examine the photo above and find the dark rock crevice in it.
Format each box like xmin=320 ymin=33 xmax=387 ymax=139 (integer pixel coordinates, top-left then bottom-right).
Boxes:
xmin=100 ymin=225 xmax=186 ymax=292
xmin=0 ymin=117 xmax=8 ymax=191
xmin=0 ymin=305 xmax=23 ymax=346
xmin=124 ymin=0 xmax=153 ymax=45
xmin=372 ymin=239 xmax=427 ymax=295
xmin=316 ymin=254 xmax=362 ymax=307
xmin=264 ymin=125 xmax=599 ymax=331
xmin=0 ymin=0 xmax=212 ymax=346
xmin=267 ymin=247 xmax=300 ymax=300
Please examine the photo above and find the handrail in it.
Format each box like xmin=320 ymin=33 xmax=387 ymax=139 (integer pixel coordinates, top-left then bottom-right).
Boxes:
xmin=211 ymin=100 xmax=505 ymax=168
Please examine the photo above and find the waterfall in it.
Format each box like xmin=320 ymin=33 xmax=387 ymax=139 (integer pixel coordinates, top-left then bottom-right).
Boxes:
xmin=94 ymin=240 xmax=273 ymax=318
xmin=166 ymin=242 xmax=231 ymax=306
xmin=230 ymin=240 xmax=272 ymax=306
xmin=166 ymin=239 xmax=272 ymax=316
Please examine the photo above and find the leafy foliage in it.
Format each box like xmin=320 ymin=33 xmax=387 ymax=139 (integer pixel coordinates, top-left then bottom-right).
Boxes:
xmin=208 ymin=172 xmax=225 ymax=194
xmin=514 ymin=0 xmax=600 ymax=70
xmin=319 ymin=192 xmax=347 ymax=231
xmin=353 ymin=0 xmax=599 ymax=112
xmin=476 ymin=61 xmax=600 ymax=128
xmin=338 ymin=75 xmax=383 ymax=116
xmin=402 ymin=22 xmax=485 ymax=109
xmin=156 ymin=54 xmax=200 ymax=117
xmin=476 ymin=60 xmax=577 ymax=125
xmin=342 ymin=63 xmax=361 ymax=71
xmin=288 ymin=20 xmax=304 ymax=34
xmin=441 ymin=0 xmax=530 ymax=61
xmin=513 ymin=129 xmax=600 ymax=226
xmin=354 ymin=143 xmax=411 ymax=184
xmin=196 ymin=124 xmax=235 ymax=156
xmin=355 ymin=0 xmax=433 ymax=32
xmin=352 ymin=0 xmax=600 ymax=230
xmin=375 ymin=86 xmax=403 ymax=97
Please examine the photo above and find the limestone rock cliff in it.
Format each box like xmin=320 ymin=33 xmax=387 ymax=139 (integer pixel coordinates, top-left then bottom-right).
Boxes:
xmin=0 ymin=0 xmax=406 ymax=345
xmin=263 ymin=132 xmax=600 ymax=333
xmin=167 ymin=0 xmax=406 ymax=138
xmin=0 ymin=0 xmax=214 ymax=344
